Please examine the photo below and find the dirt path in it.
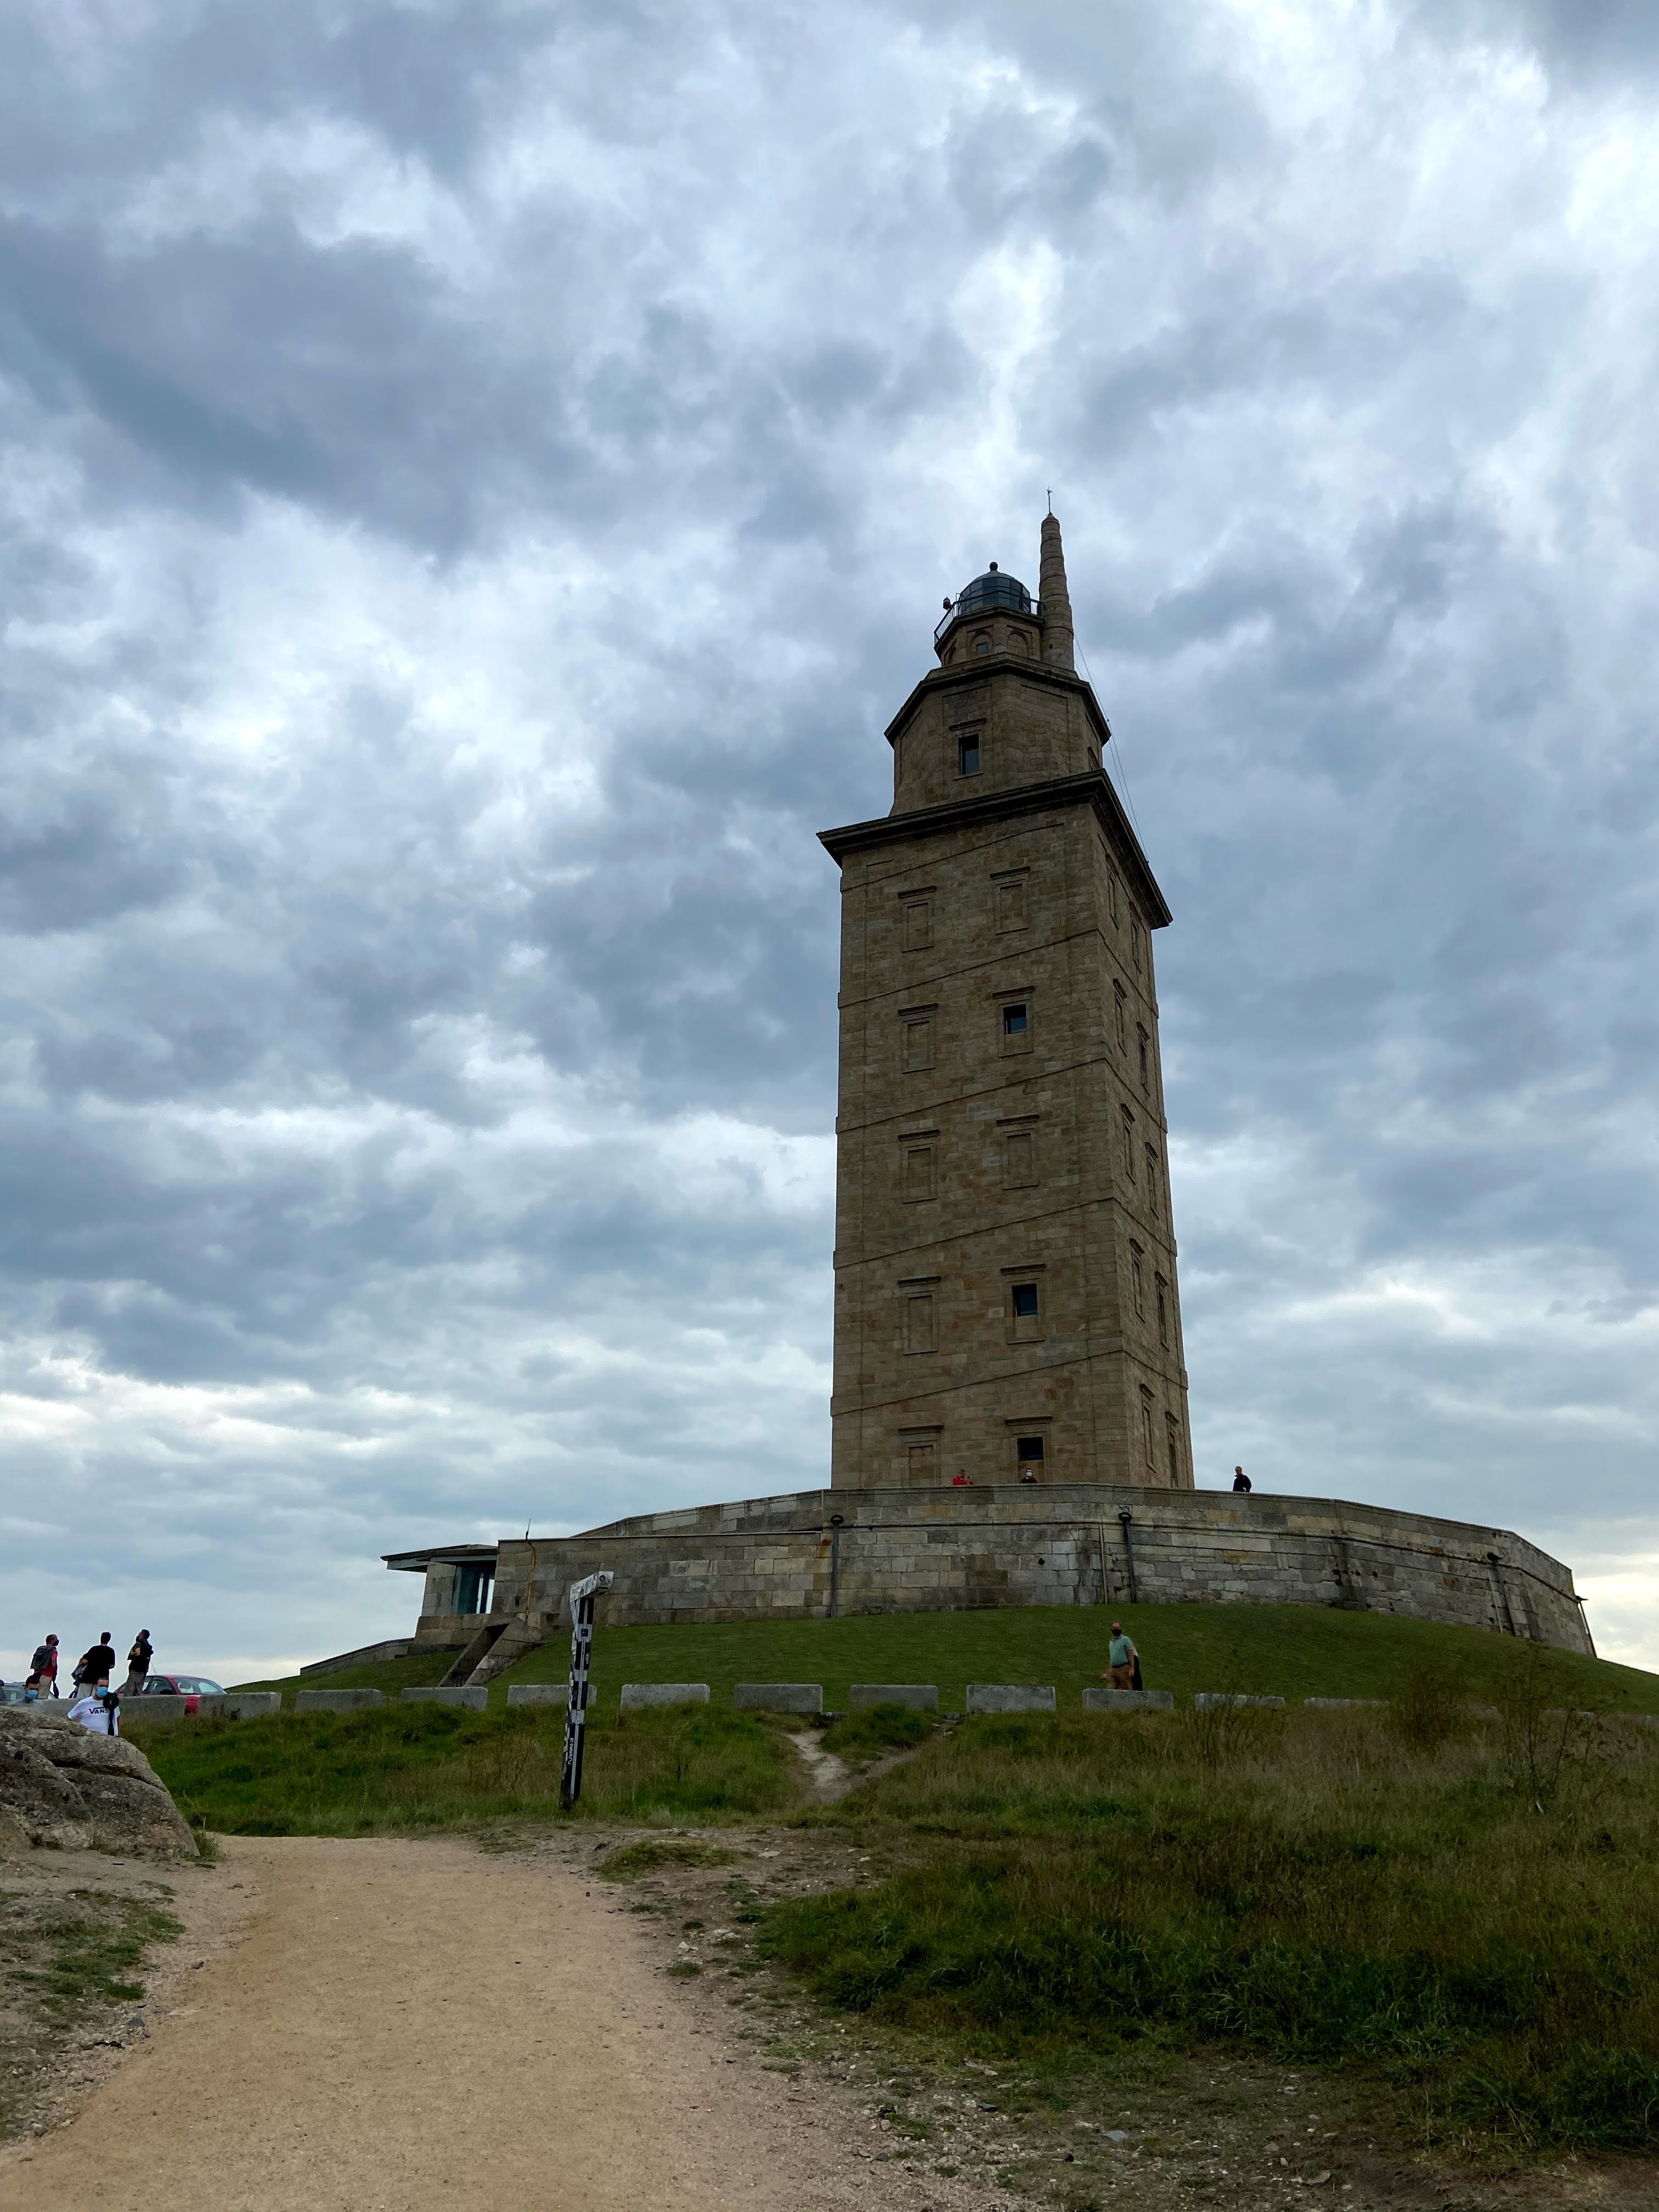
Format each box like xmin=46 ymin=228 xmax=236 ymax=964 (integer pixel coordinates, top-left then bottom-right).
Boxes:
xmin=0 ymin=1836 xmax=992 ymax=2212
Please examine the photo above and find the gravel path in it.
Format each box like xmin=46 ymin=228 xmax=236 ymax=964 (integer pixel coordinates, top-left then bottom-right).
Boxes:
xmin=1 ymin=1834 xmax=995 ymax=2212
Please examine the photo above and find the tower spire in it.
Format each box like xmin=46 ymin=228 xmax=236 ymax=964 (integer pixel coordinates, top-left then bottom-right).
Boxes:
xmin=1039 ymin=509 xmax=1075 ymax=673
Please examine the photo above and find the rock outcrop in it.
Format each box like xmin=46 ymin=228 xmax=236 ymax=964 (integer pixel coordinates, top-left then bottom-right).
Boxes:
xmin=0 ymin=1708 xmax=196 ymax=1858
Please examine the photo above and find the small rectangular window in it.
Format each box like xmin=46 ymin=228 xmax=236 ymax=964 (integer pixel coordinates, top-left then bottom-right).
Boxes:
xmin=1131 ymin=915 xmax=1143 ymax=970
xmin=904 ymin=1293 xmax=938 ymax=1356
xmin=1002 ymin=1003 xmax=1028 ymax=1035
xmin=1108 ymin=868 xmax=1120 ymax=923
xmin=902 ymin=1144 xmax=936 ymax=1203
xmin=1004 ymin=1129 xmax=1036 ymax=1188
xmin=1113 ymin=980 xmax=1127 ymax=1052
xmin=1140 ymin=1386 xmax=1156 ymax=1465
xmin=1011 ymin=1282 xmax=1040 ymax=1319
xmin=1121 ymin=1107 xmax=1137 ymax=1177
xmin=1165 ymin=1415 xmax=1182 ymax=1484
xmin=957 ymin=729 xmax=981 ymax=776
xmin=907 ymin=1441 xmax=937 ymax=1485
xmin=1155 ymin=1274 xmax=1170 ymax=1347
xmin=1130 ymin=1242 xmax=1145 ymax=1318
xmin=1145 ymin=1146 xmax=1160 ymax=1218
xmin=902 ymin=1017 xmax=934 ymax=1073
xmin=902 ymin=898 xmax=933 ymax=952
xmin=1137 ymin=1024 xmax=1149 ymax=1091
xmin=1015 ymin=1434 xmax=1045 ymax=1481
xmin=996 ymin=877 xmax=1027 ymax=932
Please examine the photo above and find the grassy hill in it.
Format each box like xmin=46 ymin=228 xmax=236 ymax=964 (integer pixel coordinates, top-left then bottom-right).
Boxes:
xmin=236 ymin=1601 xmax=1659 ymax=1714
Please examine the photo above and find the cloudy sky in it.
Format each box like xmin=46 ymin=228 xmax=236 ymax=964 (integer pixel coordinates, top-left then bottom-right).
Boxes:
xmin=2 ymin=0 xmax=1656 ymax=1683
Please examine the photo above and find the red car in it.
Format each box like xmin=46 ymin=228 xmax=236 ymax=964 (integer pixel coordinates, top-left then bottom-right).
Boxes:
xmin=136 ymin=1673 xmax=224 ymax=1713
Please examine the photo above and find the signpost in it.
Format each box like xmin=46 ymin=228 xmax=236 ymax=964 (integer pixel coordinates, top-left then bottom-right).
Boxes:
xmin=560 ymin=1571 xmax=612 ymax=1809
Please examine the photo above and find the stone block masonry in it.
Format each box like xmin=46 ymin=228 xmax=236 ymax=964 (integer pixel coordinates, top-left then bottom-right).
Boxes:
xmin=294 ymin=1689 xmax=384 ymax=1713
xmin=1194 ymin=1693 xmax=1285 ymax=1711
xmin=619 ymin=1683 xmax=709 ymax=1709
xmin=733 ymin=1684 xmax=824 ymax=1713
xmin=469 ymin=1482 xmax=1592 ymax=1656
xmin=966 ymin=1684 xmax=1056 ymax=1713
xmin=402 ymin=1686 xmax=487 ymax=1712
xmin=1081 ymin=1688 xmax=1173 ymax=1713
xmin=506 ymin=1683 xmax=573 ymax=1707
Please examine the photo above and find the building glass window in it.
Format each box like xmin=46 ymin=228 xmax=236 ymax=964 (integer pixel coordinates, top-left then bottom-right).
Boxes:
xmin=1137 ymin=1024 xmax=1149 ymax=1090
xmin=1130 ymin=1242 xmax=1145 ymax=1317
xmin=1114 ymin=980 xmax=1127 ymax=1052
xmin=1139 ymin=1386 xmax=1156 ymax=1466
xmin=1003 ymin=1003 xmax=1028 ymax=1036
xmin=1011 ymin=1282 xmax=1040 ymax=1319
xmin=958 ymin=729 xmax=982 ymax=774
xmin=1155 ymin=1274 xmax=1170 ymax=1347
xmin=1015 ymin=1434 xmax=1045 ymax=1482
xmin=453 ymin=1564 xmax=494 ymax=1616
xmin=1146 ymin=1146 xmax=1160 ymax=1218
xmin=1121 ymin=1107 xmax=1137 ymax=1177
xmin=1165 ymin=1415 xmax=1182 ymax=1485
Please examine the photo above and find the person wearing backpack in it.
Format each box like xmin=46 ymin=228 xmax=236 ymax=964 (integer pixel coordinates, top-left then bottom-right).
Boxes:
xmin=30 ymin=1634 xmax=59 ymax=1697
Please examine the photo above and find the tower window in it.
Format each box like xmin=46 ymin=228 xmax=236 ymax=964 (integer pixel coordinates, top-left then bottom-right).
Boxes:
xmin=1131 ymin=915 xmax=1144 ymax=970
xmin=957 ymin=729 xmax=981 ymax=775
xmin=901 ymin=1013 xmax=935 ymax=1072
xmin=1146 ymin=1146 xmax=1160 ymax=1218
xmin=1003 ymin=1128 xmax=1037 ymax=1188
xmin=1165 ymin=1415 xmax=1182 ymax=1484
xmin=901 ymin=897 xmax=933 ymax=951
xmin=1011 ymin=1283 xmax=1040 ymax=1319
xmin=452 ymin=1563 xmax=494 ymax=1616
xmin=1130 ymin=1242 xmax=1145 ymax=1317
xmin=1003 ymin=1003 xmax=1027 ymax=1035
xmin=1114 ymin=980 xmax=1127 ymax=1052
xmin=995 ymin=876 xmax=1028 ymax=931
xmin=1140 ymin=1386 xmax=1156 ymax=1465
xmin=902 ymin=1144 xmax=936 ymax=1203
xmin=907 ymin=1441 xmax=938 ymax=1485
xmin=1121 ymin=1107 xmax=1137 ymax=1176
xmin=1015 ymin=1434 xmax=1045 ymax=1481
xmin=1137 ymin=1025 xmax=1149 ymax=1090
xmin=1108 ymin=869 xmax=1120 ymax=923
xmin=1155 ymin=1274 xmax=1170 ymax=1348
xmin=972 ymin=633 xmax=990 ymax=657
xmin=903 ymin=1291 xmax=938 ymax=1355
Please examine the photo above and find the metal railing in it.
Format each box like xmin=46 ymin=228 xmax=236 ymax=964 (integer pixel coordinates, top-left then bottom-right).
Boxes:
xmin=935 ymin=592 xmax=1046 ymax=642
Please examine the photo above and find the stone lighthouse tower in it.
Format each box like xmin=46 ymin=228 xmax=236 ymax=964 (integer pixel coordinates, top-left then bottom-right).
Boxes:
xmin=819 ymin=514 xmax=1193 ymax=1492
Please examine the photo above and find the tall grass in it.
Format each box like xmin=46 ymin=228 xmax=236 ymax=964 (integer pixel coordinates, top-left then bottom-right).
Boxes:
xmin=764 ymin=1705 xmax=1659 ymax=2153
xmin=133 ymin=1702 xmax=802 ymax=1835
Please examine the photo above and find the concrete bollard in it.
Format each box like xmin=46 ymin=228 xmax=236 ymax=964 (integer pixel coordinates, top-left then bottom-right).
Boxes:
xmin=619 ymin=1683 xmax=709 ymax=1709
xmin=1081 ymin=1688 xmax=1174 ymax=1714
xmin=849 ymin=1684 xmax=938 ymax=1712
xmin=733 ymin=1684 xmax=823 ymax=1714
xmin=1192 ymin=1692 xmax=1284 ymax=1712
xmin=294 ymin=1689 xmax=385 ymax=1714
xmin=402 ymin=1686 xmax=488 ymax=1712
xmin=215 ymin=1692 xmax=281 ymax=1720
xmin=1304 ymin=1697 xmax=1385 ymax=1710
xmin=966 ymin=1685 xmax=1057 ymax=1715
xmin=506 ymin=1683 xmax=572 ymax=1707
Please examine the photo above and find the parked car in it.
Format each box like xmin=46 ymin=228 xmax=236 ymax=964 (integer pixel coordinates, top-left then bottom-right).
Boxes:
xmin=137 ymin=1673 xmax=225 ymax=1713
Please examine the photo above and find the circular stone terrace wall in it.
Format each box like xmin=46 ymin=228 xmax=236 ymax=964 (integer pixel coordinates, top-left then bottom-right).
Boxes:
xmin=473 ymin=1486 xmax=1591 ymax=1656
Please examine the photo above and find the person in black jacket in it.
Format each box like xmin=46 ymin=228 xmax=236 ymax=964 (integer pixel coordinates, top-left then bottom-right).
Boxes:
xmin=1232 ymin=1465 xmax=1252 ymax=1493
xmin=75 ymin=1633 xmax=116 ymax=1691
xmin=122 ymin=1630 xmax=154 ymax=1697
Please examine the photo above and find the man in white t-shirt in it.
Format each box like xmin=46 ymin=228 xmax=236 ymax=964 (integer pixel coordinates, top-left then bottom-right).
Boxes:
xmin=67 ymin=1692 xmax=119 ymax=1735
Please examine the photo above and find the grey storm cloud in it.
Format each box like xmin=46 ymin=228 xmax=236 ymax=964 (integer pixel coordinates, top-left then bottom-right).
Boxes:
xmin=1 ymin=0 xmax=1657 ymax=1679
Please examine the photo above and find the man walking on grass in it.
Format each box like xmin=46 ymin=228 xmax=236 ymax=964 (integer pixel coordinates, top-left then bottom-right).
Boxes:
xmin=1103 ymin=1621 xmax=1138 ymax=1690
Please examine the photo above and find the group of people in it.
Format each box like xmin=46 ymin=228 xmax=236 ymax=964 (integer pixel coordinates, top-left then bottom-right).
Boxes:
xmin=14 ymin=1630 xmax=155 ymax=1731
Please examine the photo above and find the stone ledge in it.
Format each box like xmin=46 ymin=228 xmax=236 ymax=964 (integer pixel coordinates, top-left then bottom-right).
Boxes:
xmin=402 ymin=1686 xmax=487 ymax=1712
xmin=1081 ymin=1688 xmax=1173 ymax=1713
xmin=850 ymin=1684 xmax=938 ymax=1711
xmin=733 ymin=1683 xmax=823 ymax=1714
xmin=619 ymin=1683 xmax=709 ymax=1709
xmin=966 ymin=1684 xmax=1056 ymax=1713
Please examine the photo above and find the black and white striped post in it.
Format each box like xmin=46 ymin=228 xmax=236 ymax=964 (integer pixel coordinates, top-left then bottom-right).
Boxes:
xmin=560 ymin=1570 xmax=612 ymax=1809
